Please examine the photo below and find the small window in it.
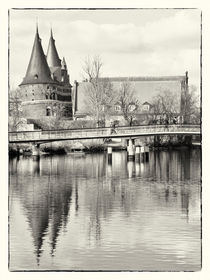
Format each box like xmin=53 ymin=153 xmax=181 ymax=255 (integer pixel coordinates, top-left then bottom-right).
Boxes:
xmin=143 ymin=104 xmax=150 ymax=111
xmin=34 ymin=74 xmax=38 ymax=79
xmin=115 ymin=105 xmax=121 ymax=112
xmin=32 ymin=99 xmax=34 ymax=101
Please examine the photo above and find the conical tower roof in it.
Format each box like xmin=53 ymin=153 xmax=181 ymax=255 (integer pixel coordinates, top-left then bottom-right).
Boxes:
xmin=61 ymin=57 xmax=67 ymax=70
xmin=20 ymin=26 xmax=55 ymax=85
xmin=46 ymin=29 xmax=61 ymax=68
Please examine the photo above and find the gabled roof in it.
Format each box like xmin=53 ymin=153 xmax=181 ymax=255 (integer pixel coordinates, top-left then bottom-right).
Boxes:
xmin=20 ymin=26 xmax=55 ymax=86
xmin=46 ymin=29 xmax=61 ymax=68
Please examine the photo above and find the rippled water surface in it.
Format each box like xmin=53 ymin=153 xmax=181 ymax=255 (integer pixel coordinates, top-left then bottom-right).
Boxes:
xmin=9 ymin=149 xmax=201 ymax=271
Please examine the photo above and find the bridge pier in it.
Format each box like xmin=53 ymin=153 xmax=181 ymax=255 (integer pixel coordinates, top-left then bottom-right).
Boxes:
xmin=107 ymin=146 xmax=112 ymax=164
xmin=139 ymin=146 xmax=150 ymax=162
xmin=145 ymin=146 xmax=150 ymax=162
xmin=32 ymin=143 xmax=40 ymax=159
xmin=140 ymin=146 xmax=145 ymax=162
xmin=135 ymin=146 xmax=140 ymax=162
xmin=127 ymin=139 xmax=135 ymax=161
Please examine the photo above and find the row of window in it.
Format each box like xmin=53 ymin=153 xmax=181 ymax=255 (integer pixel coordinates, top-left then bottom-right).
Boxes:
xmin=114 ymin=104 xmax=150 ymax=112
xmin=45 ymin=93 xmax=71 ymax=101
xmin=46 ymin=85 xmax=70 ymax=93
xmin=46 ymin=106 xmax=72 ymax=117
xmin=45 ymin=93 xmax=56 ymax=100
xmin=99 ymin=104 xmax=150 ymax=112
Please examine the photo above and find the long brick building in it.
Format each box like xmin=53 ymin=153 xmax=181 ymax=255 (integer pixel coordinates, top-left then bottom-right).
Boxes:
xmin=73 ymin=73 xmax=189 ymax=125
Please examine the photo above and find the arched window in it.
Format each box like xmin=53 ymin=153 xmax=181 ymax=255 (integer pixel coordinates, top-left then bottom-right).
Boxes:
xmin=46 ymin=107 xmax=51 ymax=116
xmin=45 ymin=94 xmax=48 ymax=99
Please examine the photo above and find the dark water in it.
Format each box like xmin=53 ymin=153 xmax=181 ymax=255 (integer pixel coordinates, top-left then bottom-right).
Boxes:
xmin=9 ymin=149 xmax=201 ymax=271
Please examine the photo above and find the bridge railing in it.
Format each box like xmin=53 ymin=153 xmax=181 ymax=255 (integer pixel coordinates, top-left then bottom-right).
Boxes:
xmin=8 ymin=124 xmax=201 ymax=143
xmin=40 ymin=124 xmax=200 ymax=137
xmin=40 ymin=123 xmax=200 ymax=132
xmin=9 ymin=130 xmax=42 ymax=142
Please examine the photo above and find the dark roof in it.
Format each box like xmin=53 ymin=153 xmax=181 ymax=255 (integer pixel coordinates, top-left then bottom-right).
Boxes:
xmin=46 ymin=29 xmax=61 ymax=68
xmin=100 ymin=76 xmax=186 ymax=82
xmin=142 ymin=101 xmax=151 ymax=105
xmin=20 ymin=27 xmax=55 ymax=86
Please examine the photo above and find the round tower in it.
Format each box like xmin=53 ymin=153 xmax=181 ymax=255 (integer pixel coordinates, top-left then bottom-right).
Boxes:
xmin=19 ymin=25 xmax=72 ymax=119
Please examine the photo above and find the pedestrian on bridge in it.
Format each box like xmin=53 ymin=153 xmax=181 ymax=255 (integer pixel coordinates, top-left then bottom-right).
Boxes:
xmin=173 ymin=116 xmax=177 ymax=124
xmin=165 ymin=119 xmax=169 ymax=129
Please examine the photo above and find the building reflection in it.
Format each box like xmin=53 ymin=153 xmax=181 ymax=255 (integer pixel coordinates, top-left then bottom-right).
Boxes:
xmin=9 ymin=148 xmax=201 ymax=264
xmin=9 ymin=157 xmax=73 ymax=264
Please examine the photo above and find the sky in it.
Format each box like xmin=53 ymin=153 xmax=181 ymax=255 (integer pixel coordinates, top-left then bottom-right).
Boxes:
xmin=9 ymin=9 xmax=201 ymax=90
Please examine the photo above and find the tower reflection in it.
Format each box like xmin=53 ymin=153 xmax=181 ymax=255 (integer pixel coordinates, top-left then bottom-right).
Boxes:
xmin=9 ymin=149 xmax=201 ymax=268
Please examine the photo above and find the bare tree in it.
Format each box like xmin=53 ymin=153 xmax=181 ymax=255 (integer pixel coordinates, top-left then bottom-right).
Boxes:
xmin=83 ymin=55 xmax=102 ymax=82
xmin=9 ymin=88 xmax=24 ymax=131
xmin=83 ymin=56 xmax=115 ymax=126
xmin=52 ymin=103 xmax=66 ymax=128
xmin=116 ymin=81 xmax=139 ymax=126
xmin=151 ymin=88 xmax=180 ymax=123
xmin=181 ymin=85 xmax=200 ymax=124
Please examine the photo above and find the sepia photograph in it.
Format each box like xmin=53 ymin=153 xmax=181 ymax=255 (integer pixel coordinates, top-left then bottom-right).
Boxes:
xmin=8 ymin=8 xmax=201 ymax=272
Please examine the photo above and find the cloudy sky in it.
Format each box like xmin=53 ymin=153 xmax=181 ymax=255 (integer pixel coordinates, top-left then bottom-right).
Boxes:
xmin=9 ymin=9 xmax=201 ymax=89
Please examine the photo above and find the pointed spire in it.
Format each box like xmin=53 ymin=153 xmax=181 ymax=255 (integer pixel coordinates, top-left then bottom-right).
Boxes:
xmin=20 ymin=25 xmax=54 ymax=85
xmin=61 ymin=57 xmax=67 ymax=70
xmin=46 ymin=28 xmax=61 ymax=68
xmin=50 ymin=26 xmax=53 ymax=38
xmin=36 ymin=17 xmax=39 ymax=35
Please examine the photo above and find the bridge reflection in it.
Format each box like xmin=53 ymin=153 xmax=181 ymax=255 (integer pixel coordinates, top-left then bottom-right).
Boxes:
xmin=9 ymin=149 xmax=201 ymax=264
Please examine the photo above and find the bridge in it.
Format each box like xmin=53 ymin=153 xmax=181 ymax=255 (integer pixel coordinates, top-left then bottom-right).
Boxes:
xmin=9 ymin=124 xmax=201 ymax=144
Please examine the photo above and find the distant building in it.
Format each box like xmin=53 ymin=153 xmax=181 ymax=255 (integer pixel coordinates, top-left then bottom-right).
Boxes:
xmin=73 ymin=73 xmax=189 ymax=124
xmin=19 ymin=26 xmax=72 ymax=119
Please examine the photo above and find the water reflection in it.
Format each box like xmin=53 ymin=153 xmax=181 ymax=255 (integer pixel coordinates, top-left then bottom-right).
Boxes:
xmin=9 ymin=149 xmax=201 ymax=271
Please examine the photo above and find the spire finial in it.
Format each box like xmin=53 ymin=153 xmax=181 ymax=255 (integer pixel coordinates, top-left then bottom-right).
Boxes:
xmin=36 ymin=17 xmax=39 ymax=35
xmin=50 ymin=24 xmax=53 ymax=38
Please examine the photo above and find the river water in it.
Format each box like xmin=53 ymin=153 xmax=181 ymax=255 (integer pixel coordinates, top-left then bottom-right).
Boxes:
xmin=9 ymin=149 xmax=201 ymax=271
